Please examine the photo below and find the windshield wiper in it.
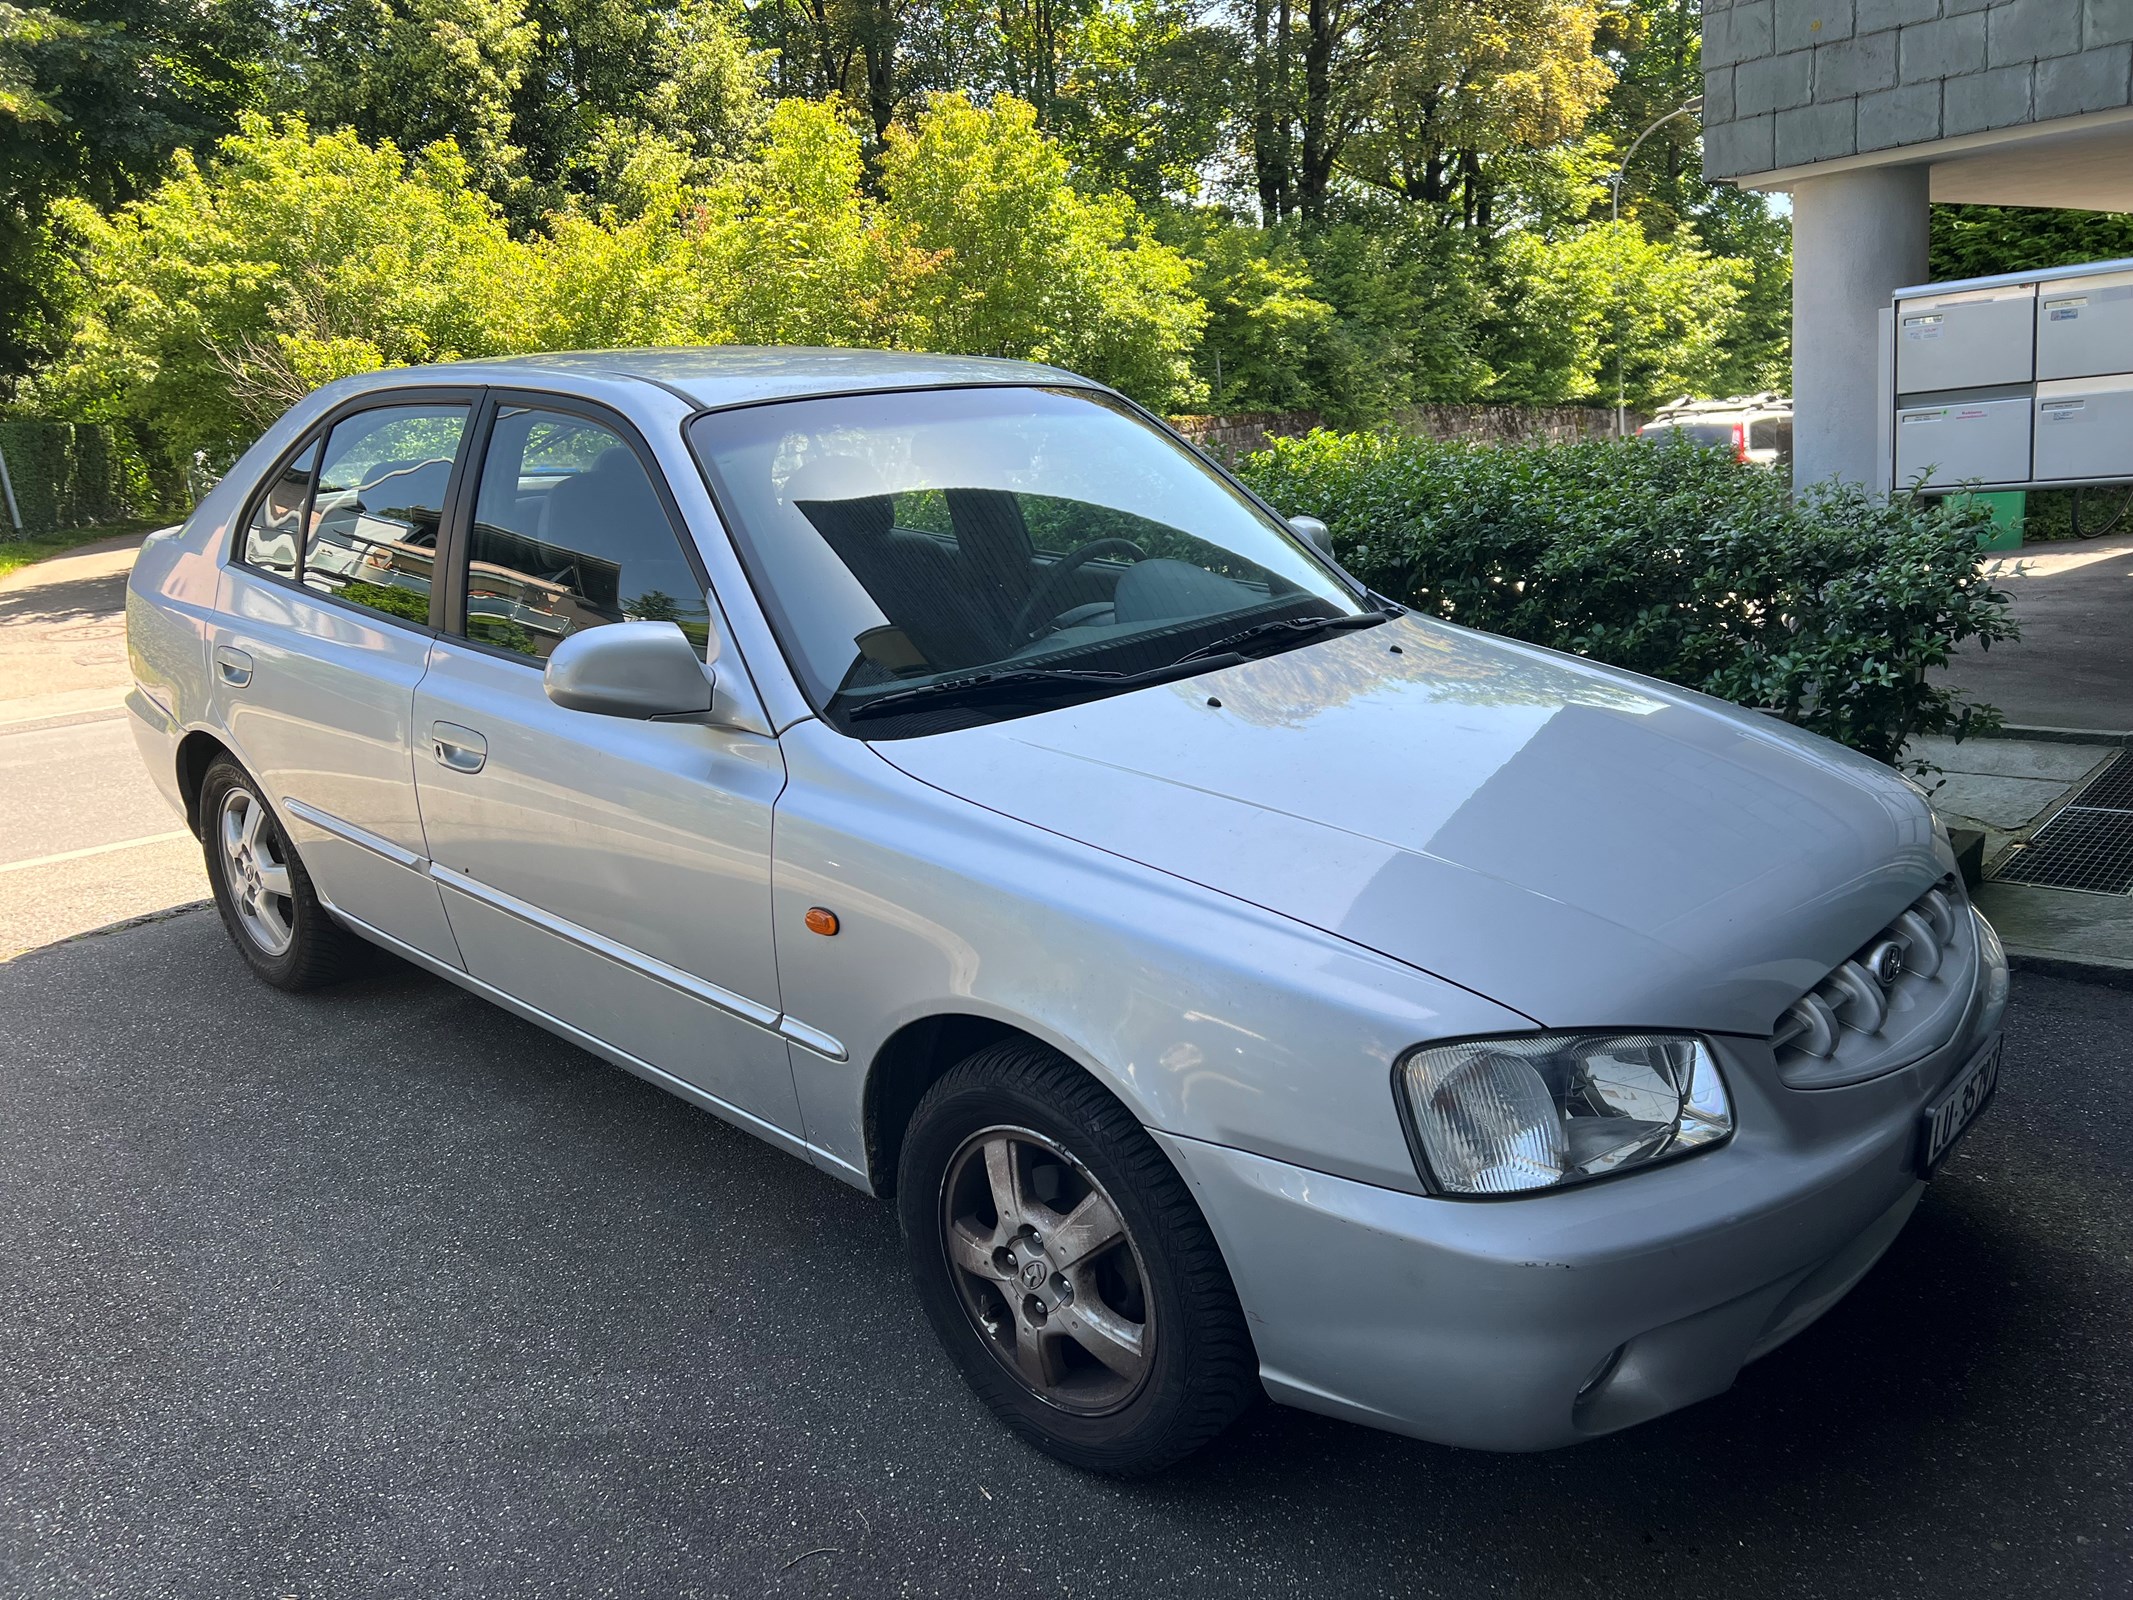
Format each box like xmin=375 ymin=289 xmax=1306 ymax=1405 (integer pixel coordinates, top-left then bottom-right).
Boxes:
xmin=1168 ymin=610 xmax=1392 ymax=669
xmin=844 ymin=654 xmax=1246 ymax=722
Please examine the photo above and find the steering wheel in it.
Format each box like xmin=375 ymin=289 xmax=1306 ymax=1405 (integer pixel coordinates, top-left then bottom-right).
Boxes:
xmin=1010 ymin=539 xmax=1146 ymax=643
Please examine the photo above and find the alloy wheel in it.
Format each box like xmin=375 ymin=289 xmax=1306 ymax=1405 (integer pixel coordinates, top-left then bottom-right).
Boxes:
xmin=219 ymin=788 xmax=296 ymax=957
xmin=939 ymin=1125 xmax=1154 ymax=1415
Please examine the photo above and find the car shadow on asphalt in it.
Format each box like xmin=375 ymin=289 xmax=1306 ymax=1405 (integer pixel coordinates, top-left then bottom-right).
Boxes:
xmin=315 ymin=953 xmax=2113 ymax=1595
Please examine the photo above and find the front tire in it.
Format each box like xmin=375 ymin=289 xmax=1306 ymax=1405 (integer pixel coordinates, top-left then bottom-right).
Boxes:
xmin=897 ymin=1040 xmax=1257 ymax=1474
xmin=199 ymin=757 xmax=361 ymax=991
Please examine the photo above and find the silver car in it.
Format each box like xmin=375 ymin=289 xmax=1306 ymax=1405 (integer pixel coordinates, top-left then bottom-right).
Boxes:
xmin=126 ymin=350 xmax=2008 ymax=1474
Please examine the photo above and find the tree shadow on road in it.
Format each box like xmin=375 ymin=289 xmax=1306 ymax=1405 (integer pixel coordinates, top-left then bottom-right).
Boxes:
xmin=0 ymin=560 xmax=132 ymax=632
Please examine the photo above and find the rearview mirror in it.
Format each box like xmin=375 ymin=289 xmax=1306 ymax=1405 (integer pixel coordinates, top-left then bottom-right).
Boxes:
xmin=545 ymin=621 xmax=716 ymax=720
xmin=1287 ymin=514 xmax=1334 ymax=557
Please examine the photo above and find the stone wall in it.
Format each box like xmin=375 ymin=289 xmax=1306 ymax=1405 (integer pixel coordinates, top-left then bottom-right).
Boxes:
xmin=1168 ymin=405 xmax=1635 ymax=462
xmin=1702 ymin=0 xmax=2133 ymax=181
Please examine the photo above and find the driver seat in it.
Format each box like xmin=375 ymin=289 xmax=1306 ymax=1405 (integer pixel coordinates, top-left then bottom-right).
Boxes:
xmin=944 ymin=488 xmax=1038 ymax=650
xmin=799 ymin=494 xmax=995 ymax=669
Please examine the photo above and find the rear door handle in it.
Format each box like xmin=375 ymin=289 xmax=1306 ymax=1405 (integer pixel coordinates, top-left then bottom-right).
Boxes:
xmin=214 ymin=645 xmax=254 ymax=688
xmin=430 ymin=722 xmax=487 ymax=774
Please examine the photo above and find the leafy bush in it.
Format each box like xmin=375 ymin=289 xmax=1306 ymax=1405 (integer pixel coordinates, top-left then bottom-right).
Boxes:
xmin=1238 ymin=431 xmax=2018 ymax=766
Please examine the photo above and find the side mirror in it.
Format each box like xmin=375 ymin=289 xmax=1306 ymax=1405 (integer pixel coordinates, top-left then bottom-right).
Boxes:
xmin=545 ymin=621 xmax=716 ymax=720
xmin=1287 ymin=514 xmax=1334 ymax=557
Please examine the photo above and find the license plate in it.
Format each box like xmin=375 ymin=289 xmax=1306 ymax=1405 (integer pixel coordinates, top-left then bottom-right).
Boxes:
xmin=1920 ymin=1039 xmax=2001 ymax=1175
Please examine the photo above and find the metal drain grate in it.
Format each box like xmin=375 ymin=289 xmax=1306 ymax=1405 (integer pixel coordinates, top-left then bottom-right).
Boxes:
xmin=1995 ymin=806 xmax=2133 ymax=895
xmin=2065 ymin=750 xmax=2133 ymax=812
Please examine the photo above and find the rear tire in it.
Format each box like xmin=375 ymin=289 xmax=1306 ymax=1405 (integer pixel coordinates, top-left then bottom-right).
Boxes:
xmin=199 ymin=757 xmax=362 ymax=991
xmin=897 ymin=1039 xmax=1257 ymax=1475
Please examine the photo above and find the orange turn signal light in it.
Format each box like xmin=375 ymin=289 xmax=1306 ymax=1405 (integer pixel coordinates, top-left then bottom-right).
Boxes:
xmin=804 ymin=906 xmax=840 ymax=937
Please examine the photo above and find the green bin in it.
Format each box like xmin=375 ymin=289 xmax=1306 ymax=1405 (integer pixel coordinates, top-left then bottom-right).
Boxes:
xmin=1956 ymin=489 xmax=2026 ymax=551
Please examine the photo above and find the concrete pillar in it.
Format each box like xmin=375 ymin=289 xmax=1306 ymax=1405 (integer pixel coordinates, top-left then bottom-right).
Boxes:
xmin=1789 ymin=165 xmax=1931 ymax=490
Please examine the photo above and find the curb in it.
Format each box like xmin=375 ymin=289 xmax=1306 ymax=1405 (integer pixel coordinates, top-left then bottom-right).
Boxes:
xmin=2007 ymin=947 xmax=2133 ymax=992
xmin=0 ymin=898 xmax=211 ymax=965
xmin=1978 ymin=724 xmax=2133 ymax=747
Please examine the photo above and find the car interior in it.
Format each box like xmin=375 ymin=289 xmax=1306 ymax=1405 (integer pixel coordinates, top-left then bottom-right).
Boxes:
xmin=795 ymin=487 xmax=1278 ymax=682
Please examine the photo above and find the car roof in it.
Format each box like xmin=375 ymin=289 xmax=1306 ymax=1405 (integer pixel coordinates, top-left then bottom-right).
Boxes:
xmin=1647 ymin=392 xmax=1792 ymax=421
xmin=381 ymin=346 xmax=1098 ymax=410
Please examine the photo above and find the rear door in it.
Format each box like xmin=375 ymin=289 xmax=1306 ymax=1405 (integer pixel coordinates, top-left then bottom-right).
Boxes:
xmin=213 ymin=390 xmax=476 ymax=963
xmin=408 ymin=393 xmax=800 ymax=1136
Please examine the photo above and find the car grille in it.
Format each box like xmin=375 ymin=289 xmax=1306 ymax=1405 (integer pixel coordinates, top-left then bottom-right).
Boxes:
xmin=1771 ymin=879 xmax=1968 ymax=1087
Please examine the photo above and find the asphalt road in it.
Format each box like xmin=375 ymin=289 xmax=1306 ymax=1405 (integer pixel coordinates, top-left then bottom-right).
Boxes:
xmin=0 ymin=913 xmax=2127 ymax=1600
xmin=0 ymin=534 xmax=208 ymax=957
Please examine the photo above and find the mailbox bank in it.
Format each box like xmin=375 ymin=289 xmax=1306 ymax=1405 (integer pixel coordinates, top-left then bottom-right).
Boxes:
xmin=1886 ymin=259 xmax=2133 ymax=494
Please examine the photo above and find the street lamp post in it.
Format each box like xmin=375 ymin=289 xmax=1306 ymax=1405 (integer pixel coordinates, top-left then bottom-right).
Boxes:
xmin=1610 ymin=95 xmax=1704 ymax=438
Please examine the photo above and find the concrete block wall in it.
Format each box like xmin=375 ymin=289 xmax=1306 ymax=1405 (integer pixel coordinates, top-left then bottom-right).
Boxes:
xmin=1704 ymin=0 xmax=2133 ymax=178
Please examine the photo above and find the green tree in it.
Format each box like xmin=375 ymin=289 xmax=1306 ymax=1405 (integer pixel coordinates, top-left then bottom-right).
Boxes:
xmin=281 ymin=0 xmax=537 ymax=190
xmin=1339 ymin=0 xmax=1616 ymax=225
xmin=746 ymin=0 xmax=922 ymax=149
xmin=0 ymin=0 xmax=268 ymax=379
xmin=1588 ymin=0 xmax=1787 ymax=399
xmin=1486 ymin=216 xmax=1747 ymax=408
xmin=32 ymin=115 xmax=527 ymax=469
xmin=32 ymin=95 xmax=1211 ymax=467
xmin=1236 ymin=0 xmax=1615 ymax=223
xmin=1301 ymin=212 xmax=1496 ymax=416
xmin=881 ymin=92 xmax=1205 ymax=405
xmin=8 ymin=0 xmax=1810 ymax=437
xmin=1167 ymin=215 xmax=1334 ymax=411
xmin=1931 ymin=203 xmax=2133 ymax=282
xmin=510 ymin=0 xmax=769 ymax=211
xmin=1053 ymin=0 xmax=1230 ymax=203
xmin=1586 ymin=0 xmax=1701 ymax=230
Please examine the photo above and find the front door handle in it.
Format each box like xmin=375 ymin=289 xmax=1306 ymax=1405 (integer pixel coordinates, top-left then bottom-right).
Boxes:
xmin=214 ymin=645 xmax=254 ymax=688
xmin=430 ymin=722 xmax=487 ymax=774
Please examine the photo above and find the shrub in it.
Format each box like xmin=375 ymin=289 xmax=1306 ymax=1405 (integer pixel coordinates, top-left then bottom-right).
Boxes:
xmin=0 ymin=418 xmax=138 ymax=535
xmin=1237 ymin=431 xmax=2018 ymax=767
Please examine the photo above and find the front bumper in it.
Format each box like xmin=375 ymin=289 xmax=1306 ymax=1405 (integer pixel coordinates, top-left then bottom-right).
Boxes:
xmin=1156 ymin=1008 xmax=2002 ymax=1452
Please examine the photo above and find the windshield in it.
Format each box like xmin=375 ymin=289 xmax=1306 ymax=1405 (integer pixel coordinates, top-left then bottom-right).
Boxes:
xmin=688 ymin=386 xmax=1367 ymax=735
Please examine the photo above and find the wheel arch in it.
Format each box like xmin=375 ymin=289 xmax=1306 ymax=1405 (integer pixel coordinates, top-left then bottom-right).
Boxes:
xmin=863 ymin=1012 xmax=1161 ymax=1198
xmin=174 ymin=727 xmax=239 ymax=838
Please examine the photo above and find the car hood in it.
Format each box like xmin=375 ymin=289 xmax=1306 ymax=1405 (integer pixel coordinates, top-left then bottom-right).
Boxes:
xmin=871 ymin=616 xmax=1948 ymax=1034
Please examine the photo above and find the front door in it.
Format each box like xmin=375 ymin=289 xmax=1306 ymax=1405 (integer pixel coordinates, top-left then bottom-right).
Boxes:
xmin=409 ymin=398 xmax=799 ymax=1134
xmin=214 ymin=395 xmax=473 ymax=964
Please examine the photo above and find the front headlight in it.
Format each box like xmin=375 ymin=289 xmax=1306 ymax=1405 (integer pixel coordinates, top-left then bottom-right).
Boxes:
xmin=1396 ymin=1033 xmax=1733 ymax=1197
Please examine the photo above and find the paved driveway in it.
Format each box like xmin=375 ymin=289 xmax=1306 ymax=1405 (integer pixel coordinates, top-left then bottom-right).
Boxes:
xmin=1 ymin=913 xmax=2126 ymax=1599
xmin=0 ymin=534 xmax=207 ymax=957
xmin=1941 ymin=532 xmax=2133 ymax=734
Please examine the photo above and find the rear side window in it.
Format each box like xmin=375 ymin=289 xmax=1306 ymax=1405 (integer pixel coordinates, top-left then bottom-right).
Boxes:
xmin=240 ymin=442 xmax=317 ymax=580
xmin=459 ymin=407 xmax=708 ymax=662
xmin=302 ymin=405 xmax=468 ymax=626
xmin=1750 ymin=418 xmax=1794 ymax=454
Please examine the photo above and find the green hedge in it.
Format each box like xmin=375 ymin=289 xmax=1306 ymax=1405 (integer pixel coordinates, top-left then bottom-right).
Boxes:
xmin=0 ymin=419 xmax=138 ymax=537
xmin=1238 ymin=432 xmax=2019 ymax=766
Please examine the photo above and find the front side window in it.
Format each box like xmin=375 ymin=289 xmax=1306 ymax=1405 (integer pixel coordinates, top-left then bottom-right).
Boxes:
xmin=689 ymin=386 xmax=1368 ymax=735
xmin=240 ymin=441 xmax=318 ymax=580
xmin=301 ymin=404 xmax=467 ymax=625
xmin=460 ymin=408 xmax=708 ymax=661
